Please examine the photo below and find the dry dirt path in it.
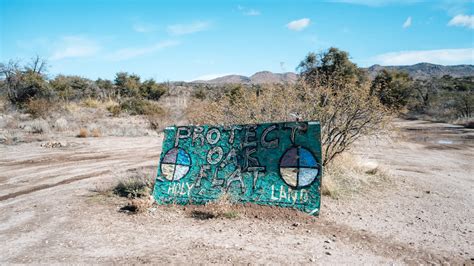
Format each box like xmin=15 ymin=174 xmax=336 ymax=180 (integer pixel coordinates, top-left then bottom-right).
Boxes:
xmin=0 ymin=120 xmax=472 ymax=264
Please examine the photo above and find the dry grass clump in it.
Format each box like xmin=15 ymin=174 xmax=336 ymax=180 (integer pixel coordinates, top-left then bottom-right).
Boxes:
xmin=28 ymin=119 xmax=50 ymax=134
xmin=25 ymin=98 xmax=55 ymax=118
xmin=120 ymin=197 xmax=154 ymax=214
xmin=91 ymin=168 xmax=156 ymax=213
xmin=113 ymin=169 xmax=155 ymax=198
xmin=53 ymin=118 xmax=69 ymax=131
xmin=91 ymin=128 xmax=101 ymax=137
xmin=0 ymin=97 xmax=6 ymax=113
xmin=64 ymin=102 xmax=80 ymax=113
xmin=82 ymin=98 xmax=101 ymax=108
xmin=113 ymin=169 xmax=156 ymax=213
xmin=190 ymin=193 xmax=240 ymax=220
xmin=322 ymin=153 xmax=390 ymax=199
xmin=77 ymin=128 xmax=88 ymax=138
xmin=0 ymin=130 xmax=22 ymax=145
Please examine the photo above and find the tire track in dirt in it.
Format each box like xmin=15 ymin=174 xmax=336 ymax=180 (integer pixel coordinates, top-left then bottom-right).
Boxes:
xmin=0 ymin=170 xmax=111 ymax=201
xmin=0 ymin=154 xmax=111 ymax=168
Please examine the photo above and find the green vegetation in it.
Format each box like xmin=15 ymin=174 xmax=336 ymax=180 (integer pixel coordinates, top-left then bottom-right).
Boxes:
xmin=188 ymin=47 xmax=388 ymax=165
xmin=0 ymin=57 xmax=168 ymax=119
xmin=113 ymin=171 xmax=154 ymax=198
xmin=371 ymin=69 xmax=413 ymax=111
xmin=409 ymin=75 xmax=473 ymax=123
xmin=1 ymin=51 xmax=472 ymax=134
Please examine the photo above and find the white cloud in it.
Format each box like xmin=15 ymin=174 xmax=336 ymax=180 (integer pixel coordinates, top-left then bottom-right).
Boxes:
xmin=373 ymin=48 xmax=474 ymax=65
xmin=244 ymin=9 xmax=261 ymax=16
xmin=403 ymin=16 xmax=412 ymax=28
xmin=286 ymin=18 xmax=311 ymax=31
xmin=133 ymin=22 xmax=157 ymax=33
xmin=237 ymin=5 xmax=261 ymax=16
xmin=448 ymin=14 xmax=474 ymax=29
xmin=167 ymin=21 xmax=211 ymax=35
xmin=192 ymin=73 xmax=234 ymax=81
xmin=50 ymin=36 xmax=100 ymax=60
xmin=108 ymin=40 xmax=180 ymax=61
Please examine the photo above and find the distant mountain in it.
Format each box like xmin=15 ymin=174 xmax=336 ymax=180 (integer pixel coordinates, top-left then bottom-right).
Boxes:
xmin=366 ymin=63 xmax=474 ymax=79
xmin=199 ymin=75 xmax=251 ymax=84
xmin=250 ymin=71 xmax=298 ymax=84
xmin=193 ymin=71 xmax=298 ymax=84
xmin=192 ymin=63 xmax=473 ymax=84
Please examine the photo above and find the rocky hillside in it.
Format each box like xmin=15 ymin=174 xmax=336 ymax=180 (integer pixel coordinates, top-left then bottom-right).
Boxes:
xmin=192 ymin=63 xmax=473 ymax=84
xmin=193 ymin=71 xmax=298 ymax=84
xmin=366 ymin=63 xmax=474 ymax=79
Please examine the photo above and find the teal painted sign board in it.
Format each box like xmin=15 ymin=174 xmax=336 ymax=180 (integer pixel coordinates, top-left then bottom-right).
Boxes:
xmin=153 ymin=121 xmax=323 ymax=215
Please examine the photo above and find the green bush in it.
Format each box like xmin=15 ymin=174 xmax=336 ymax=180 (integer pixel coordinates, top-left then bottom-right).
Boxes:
xmin=140 ymin=79 xmax=167 ymax=100
xmin=25 ymin=98 xmax=54 ymax=118
xmin=113 ymin=172 xmax=154 ymax=198
xmin=118 ymin=98 xmax=164 ymax=116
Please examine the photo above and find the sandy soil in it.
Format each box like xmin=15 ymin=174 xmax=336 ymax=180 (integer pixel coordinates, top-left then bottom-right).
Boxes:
xmin=0 ymin=120 xmax=472 ymax=264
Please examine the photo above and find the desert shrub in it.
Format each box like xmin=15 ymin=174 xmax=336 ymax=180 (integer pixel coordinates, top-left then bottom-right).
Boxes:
xmin=91 ymin=128 xmax=101 ymax=137
xmin=117 ymin=98 xmax=165 ymax=116
xmin=192 ymin=87 xmax=207 ymax=100
xmin=370 ymin=69 xmax=413 ymax=111
xmin=188 ymin=48 xmax=388 ymax=165
xmin=120 ymin=198 xmax=154 ymax=214
xmin=24 ymin=98 xmax=54 ymax=118
xmin=322 ymin=153 xmax=389 ymax=199
xmin=77 ymin=128 xmax=88 ymax=138
xmin=82 ymin=98 xmax=100 ymax=108
xmin=51 ymin=75 xmax=102 ymax=102
xmin=54 ymin=118 xmax=69 ymax=131
xmin=114 ymin=72 xmax=141 ymax=98
xmin=91 ymin=128 xmax=102 ymax=138
xmin=0 ymin=58 xmax=53 ymax=107
xmin=140 ymin=79 xmax=167 ymax=100
xmin=408 ymin=75 xmax=473 ymax=122
xmin=107 ymin=104 xmax=122 ymax=116
xmin=0 ymin=96 xmax=6 ymax=113
xmin=146 ymin=111 xmax=169 ymax=132
xmin=118 ymin=98 xmax=147 ymax=115
xmin=113 ymin=171 xmax=154 ymax=198
xmin=29 ymin=119 xmax=50 ymax=134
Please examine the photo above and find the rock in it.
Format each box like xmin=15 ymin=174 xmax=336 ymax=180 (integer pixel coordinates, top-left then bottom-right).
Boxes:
xmin=41 ymin=141 xmax=66 ymax=148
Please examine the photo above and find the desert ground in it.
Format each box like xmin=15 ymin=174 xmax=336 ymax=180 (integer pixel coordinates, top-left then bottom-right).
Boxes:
xmin=0 ymin=119 xmax=472 ymax=264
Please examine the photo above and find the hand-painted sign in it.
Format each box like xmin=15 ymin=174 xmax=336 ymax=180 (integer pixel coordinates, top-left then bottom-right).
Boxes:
xmin=153 ymin=121 xmax=322 ymax=215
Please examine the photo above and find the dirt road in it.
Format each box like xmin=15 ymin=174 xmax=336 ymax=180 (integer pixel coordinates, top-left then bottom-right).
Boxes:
xmin=0 ymin=120 xmax=472 ymax=264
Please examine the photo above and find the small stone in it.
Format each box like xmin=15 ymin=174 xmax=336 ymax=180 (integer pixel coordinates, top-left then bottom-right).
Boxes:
xmin=292 ymin=223 xmax=299 ymax=227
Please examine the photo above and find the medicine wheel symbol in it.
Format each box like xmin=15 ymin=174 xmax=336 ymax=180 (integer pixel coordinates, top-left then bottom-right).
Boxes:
xmin=279 ymin=146 xmax=320 ymax=188
xmin=160 ymin=147 xmax=191 ymax=181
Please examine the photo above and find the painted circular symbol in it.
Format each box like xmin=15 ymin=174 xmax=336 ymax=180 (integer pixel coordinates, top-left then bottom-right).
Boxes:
xmin=279 ymin=146 xmax=320 ymax=188
xmin=160 ymin=148 xmax=191 ymax=181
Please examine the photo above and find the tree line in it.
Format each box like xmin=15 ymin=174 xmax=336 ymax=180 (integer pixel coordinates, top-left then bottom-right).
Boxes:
xmin=0 ymin=56 xmax=168 ymax=108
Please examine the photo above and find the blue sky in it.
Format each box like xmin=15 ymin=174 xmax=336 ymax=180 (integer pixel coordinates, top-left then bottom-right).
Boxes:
xmin=1 ymin=0 xmax=473 ymax=81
